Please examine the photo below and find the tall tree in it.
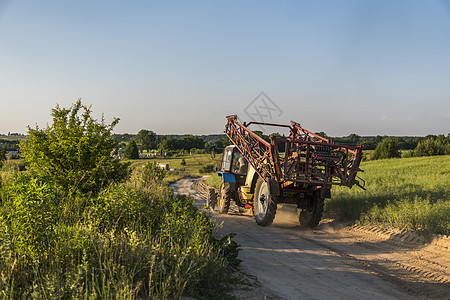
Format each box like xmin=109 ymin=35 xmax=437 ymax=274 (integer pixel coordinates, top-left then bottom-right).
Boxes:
xmin=135 ymin=129 xmax=157 ymax=153
xmin=158 ymin=137 xmax=178 ymax=151
xmin=347 ymin=134 xmax=361 ymax=144
xmin=124 ymin=140 xmax=140 ymax=159
xmin=181 ymin=135 xmax=205 ymax=150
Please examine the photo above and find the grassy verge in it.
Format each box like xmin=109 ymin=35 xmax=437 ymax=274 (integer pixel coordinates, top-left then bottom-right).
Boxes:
xmin=325 ymin=155 xmax=450 ymax=235
xmin=0 ymin=162 xmax=239 ymax=299
xmin=205 ymin=174 xmax=222 ymax=190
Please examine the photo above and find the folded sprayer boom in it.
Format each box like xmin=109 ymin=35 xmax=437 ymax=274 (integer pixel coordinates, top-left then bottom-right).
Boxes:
xmin=210 ymin=114 xmax=365 ymax=227
xmin=224 ymin=115 xmax=364 ymax=189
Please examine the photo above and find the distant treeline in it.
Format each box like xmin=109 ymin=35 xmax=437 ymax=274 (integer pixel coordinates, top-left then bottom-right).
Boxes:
xmin=247 ymin=131 xmax=450 ymax=151
xmin=331 ymin=134 xmax=432 ymax=150
xmin=114 ymin=130 xmax=231 ymax=154
xmin=255 ymin=131 xmax=450 ymax=159
xmin=3 ymin=132 xmax=449 ymax=158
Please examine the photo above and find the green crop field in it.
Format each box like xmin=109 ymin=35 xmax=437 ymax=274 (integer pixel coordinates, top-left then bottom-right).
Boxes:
xmin=125 ymin=153 xmax=223 ymax=183
xmin=326 ymin=155 xmax=450 ymax=235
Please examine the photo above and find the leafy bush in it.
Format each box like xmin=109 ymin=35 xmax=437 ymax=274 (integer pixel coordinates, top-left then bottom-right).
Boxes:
xmin=190 ymin=148 xmax=207 ymax=154
xmin=0 ymin=173 xmax=63 ymax=261
xmin=371 ymin=137 xmax=401 ymax=160
xmin=199 ymin=164 xmax=215 ymax=173
xmin=414 ymin=135 xmax=450 ymax=157
xmin=20 ymin=99 xmax=129 ymax=195
xmin=0 ymin=167 xmax=238 ymax=299
xmin=141 ymin=162 xmax=166 ymax=187
xmin=401 ymin=150 xmax=414 ymax=158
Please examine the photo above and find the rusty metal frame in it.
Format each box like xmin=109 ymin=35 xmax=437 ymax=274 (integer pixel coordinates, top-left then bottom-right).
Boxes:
xmin=225 ymin=115 xmax=364 ymax=189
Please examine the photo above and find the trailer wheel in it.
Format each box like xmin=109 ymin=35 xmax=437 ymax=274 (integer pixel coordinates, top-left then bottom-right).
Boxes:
xmin=253 ymin=178 xmax=277 ymax=226
xmin=218 ymin=183 xmax=231 ymax=214
xmin=207 ymin=188 xmax=217 ymax=210
xmin=299 ymin=190 xmax=324 ymax=227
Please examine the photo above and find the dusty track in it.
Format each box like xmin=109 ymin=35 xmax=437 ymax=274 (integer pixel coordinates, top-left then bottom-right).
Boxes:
xmin=170 ymin=178 xmax=450 ymax=299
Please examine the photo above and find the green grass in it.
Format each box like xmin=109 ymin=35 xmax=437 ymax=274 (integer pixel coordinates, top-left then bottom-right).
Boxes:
xmin=326 ymin=155 xmax=450 ymax=235
xmin=0 ymin=159 xmax=238 ymax=299
xmin=205 ymin=174 xmax=222 ymax=190
xmin=124 ymin=153 xmax=223 ymax=183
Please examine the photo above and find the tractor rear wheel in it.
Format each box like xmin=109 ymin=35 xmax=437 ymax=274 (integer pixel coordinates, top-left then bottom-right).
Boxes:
xmin=218 ymin=182 xmax=231 ymax=214
xmin=253 ymin=177 xmax=277 ymax=226
xmin=299 ymin=190 xmax=324 ymax=227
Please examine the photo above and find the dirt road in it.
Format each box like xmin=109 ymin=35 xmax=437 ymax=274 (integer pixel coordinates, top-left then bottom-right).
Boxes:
xmin=171 ymin=178 xmax=450 ymax=299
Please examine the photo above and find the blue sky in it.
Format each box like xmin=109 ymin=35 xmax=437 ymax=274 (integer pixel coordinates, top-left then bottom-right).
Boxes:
xmin=1 ymin=0 xmax=449 ymax=136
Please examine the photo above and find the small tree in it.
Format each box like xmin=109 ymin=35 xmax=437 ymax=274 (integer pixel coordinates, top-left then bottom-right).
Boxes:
xmin=142 ymin=162 xmax=165 ymax=187
xmin=124 ymin=140 xmax=139 ymax=159
xmin=20 ymin=99 xmax=129 ymax=194
xmin=371 ymin=137 xmax=401 ymax=160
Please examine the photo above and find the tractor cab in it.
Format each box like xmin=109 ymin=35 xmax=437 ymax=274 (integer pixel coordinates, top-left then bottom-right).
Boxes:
xmin=219 ymin=145 xmax=248 ymax=186
xmin=215 ymin=145 xmax=253 ymax=212
xmin=221 ymin=145 xmax=247 ymax=175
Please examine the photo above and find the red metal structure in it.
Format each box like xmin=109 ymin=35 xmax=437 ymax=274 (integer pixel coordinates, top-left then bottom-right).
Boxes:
xmin=213 ymin=115 xmax=365 ymax=227
xmin=224 ymin=115 xmax=365 ymax=190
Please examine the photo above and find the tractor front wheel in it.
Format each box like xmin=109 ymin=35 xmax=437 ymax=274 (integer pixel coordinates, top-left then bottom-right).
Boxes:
xmin=218 ymin=182 xmax=232 ymax=214
xmin=253 ymin=178 xmax=277 ymax=226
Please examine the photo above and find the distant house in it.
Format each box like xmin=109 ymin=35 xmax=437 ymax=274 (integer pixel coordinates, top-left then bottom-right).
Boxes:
xmin=8 ymin=132 xmax=23 ymax=136
xmin=157 ymin=163 xmax=170 ymax=170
